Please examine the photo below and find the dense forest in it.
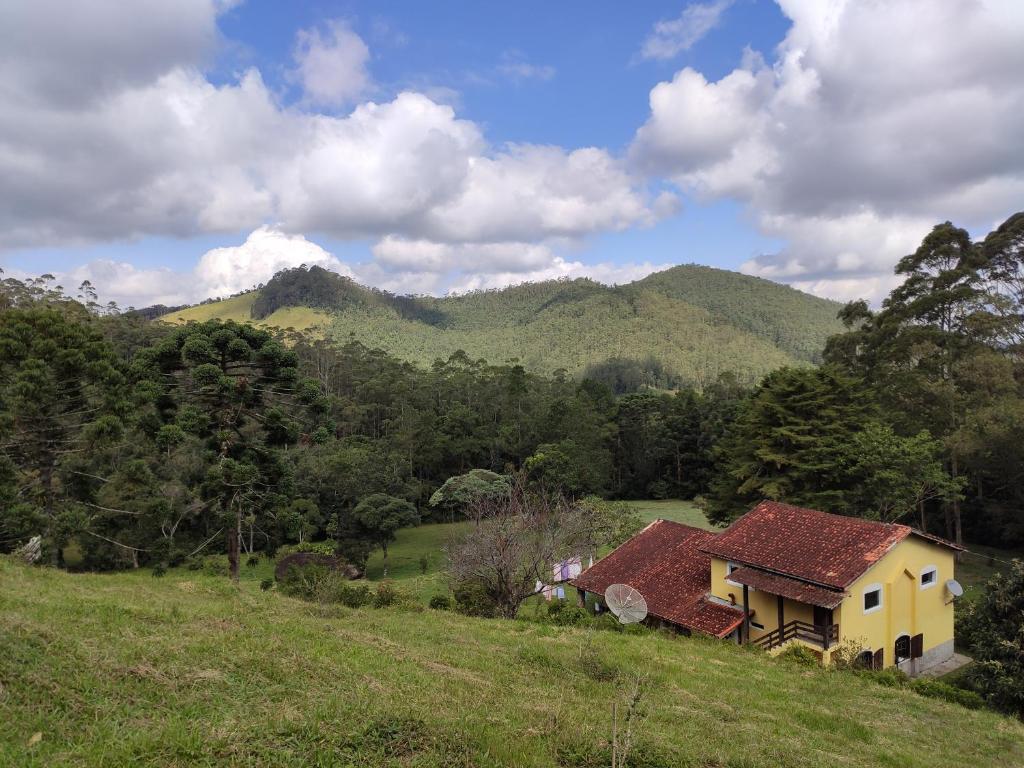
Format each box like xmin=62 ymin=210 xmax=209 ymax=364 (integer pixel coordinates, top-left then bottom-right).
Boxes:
xmin=2 ymin=211 xmax=1023 ymax=577
xmin=166 ymin=263 xmax=844 ymax=387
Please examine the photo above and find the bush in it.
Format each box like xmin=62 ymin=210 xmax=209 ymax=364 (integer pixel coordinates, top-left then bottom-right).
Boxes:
xmin=452 ymin=578 xmax=501 ymax=618
xmin=854 ymin=667 xmax=908 ymax=688
xmin=829 ymin=638 xmax=872 ymax=671
xmin=910 ymin=678 xmax=985 ymax=710
xmin=276 ymin=541 xmax=336 ymax=558
xmin=330 ymin=581 xmax=372 ymax=608
xmin=776 ymin=644 xmax=820 ymax=667
xmin=151 ymin=563 xmax=167 ymax=577
xmin=196 ymin=555 xmax=229 ymax=576
xmin=277 ymin=563 xmax=332 ymax=600
xmin=547 ymin=601 xmax=589 ymax=627
xmin=429 ymin=595 xmax=452 ymax=611
xmin=373 ymin=581 xmax=399 ymax=608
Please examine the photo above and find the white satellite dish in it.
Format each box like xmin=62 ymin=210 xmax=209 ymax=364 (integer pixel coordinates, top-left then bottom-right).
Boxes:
xmin=945 ymin=579 xmax=964 ymax=599
xmin=604 ymin=583 xmax=648 ymax=625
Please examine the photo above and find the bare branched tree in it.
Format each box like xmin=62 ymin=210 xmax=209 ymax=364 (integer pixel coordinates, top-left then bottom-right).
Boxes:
xmin=444 ymin=477 xmax=611 ymax=619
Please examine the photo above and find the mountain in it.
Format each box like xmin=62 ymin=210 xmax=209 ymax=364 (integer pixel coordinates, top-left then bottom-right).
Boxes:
xmin=162 ymin=264 xmax=845 ymax=386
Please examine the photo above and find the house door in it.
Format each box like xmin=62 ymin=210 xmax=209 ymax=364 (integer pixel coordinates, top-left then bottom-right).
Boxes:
xmin=813 ymin=606 xmax=833 ymax=628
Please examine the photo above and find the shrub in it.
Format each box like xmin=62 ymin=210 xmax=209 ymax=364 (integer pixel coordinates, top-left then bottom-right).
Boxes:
xmin=452 ymin=578 xmax=501 ymax=618
xmin=151 ymin=563 xmax=167 ymax=577
xmin=277 ymin=563 xmax=332 ymax=599
xmin=829 ymin=638 xmax=871 ymax=671
xmin=855 ymin=667 xmax=908 ymax=688
xmin=276 ymin=541 xmax=336 ymax=558
xmin=776 ymin=644 xmax=820 ymax=667
xmin=429 ymin=595 xmax=452 ymax=611
xmin=910 ymin=678 xmax=985 ymax=710
xmin=330 ymin=581 xmax=372 ymax=608
xmin=200 ymin=555 xmax=229 ymax=576
xmin=547 ymin=601 xmax=589 ymax=627
xmin=373 ymin=581 xmax=399 ymax=608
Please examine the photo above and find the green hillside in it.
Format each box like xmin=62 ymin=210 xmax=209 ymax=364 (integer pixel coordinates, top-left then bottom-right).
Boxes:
xmin=3 ymin=559 xmax=1022 ymax=767
xmin=162 ymin=265 xmax=844 ymax=385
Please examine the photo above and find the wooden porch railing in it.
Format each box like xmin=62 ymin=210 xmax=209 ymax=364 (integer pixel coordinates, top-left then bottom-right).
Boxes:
xmin=751 ymin=620 xmax=839 ymax=651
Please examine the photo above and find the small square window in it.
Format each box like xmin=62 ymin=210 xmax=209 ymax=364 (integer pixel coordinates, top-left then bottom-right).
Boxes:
xmin=920 ymin=566 xmax=938 ymax=589
xmin=864 ymin=588 xmax=881 ymax=612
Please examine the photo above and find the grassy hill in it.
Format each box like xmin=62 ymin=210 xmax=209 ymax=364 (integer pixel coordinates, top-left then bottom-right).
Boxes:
xmin=162 ymin=265 xmax=844 ymax=386
xmin=3 ymin=558 xmax=1023 ymax=767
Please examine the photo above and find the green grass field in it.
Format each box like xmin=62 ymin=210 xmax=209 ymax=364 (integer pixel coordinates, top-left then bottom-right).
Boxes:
xmin=624 ymin=499 xmax=716 ymax=529
xmin=163 ymin=294 xmax=331 ymax=334
xmin=2 ymin=557 xmax=1022 ymax=767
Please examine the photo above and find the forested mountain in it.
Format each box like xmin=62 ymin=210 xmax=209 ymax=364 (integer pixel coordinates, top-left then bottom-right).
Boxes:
xmin=163 ymin=264 xmax=843 ymax=386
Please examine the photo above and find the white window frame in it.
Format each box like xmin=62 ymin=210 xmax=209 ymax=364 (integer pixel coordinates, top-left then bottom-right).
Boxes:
xmin=862 ymin=583 xmax=883 ymax=615
xmin=725 ymin=561 xmax=742 ymax=588
xmin=920 ymin=565 xmax=938 ymax=590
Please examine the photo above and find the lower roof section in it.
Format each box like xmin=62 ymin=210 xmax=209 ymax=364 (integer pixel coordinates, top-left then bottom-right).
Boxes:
xmin=726 ymin=565 xmax=847 ymax=609
xmin=570 ymin=519 xmax=744 ymax=638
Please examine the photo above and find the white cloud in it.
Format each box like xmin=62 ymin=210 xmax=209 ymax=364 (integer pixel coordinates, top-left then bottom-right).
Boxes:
xmin=0 ymin=9 xmax=665 ymax=280
xmin=292 ymin=20 xmax=371 ymax=107
xmin=63 ymin=261 xmax=191 ymax=309
xmin=372 ymin=238 xmax=555 ymax=274
xmin=42 ymin=227 xmax=355 ymax=308
xmin=446 ymin=258 xmax=672 ymax=294
xmin=497 ymin=51 xmax=556 ymax=82
xmin=195 ymin=226 xmax=353 ymax=297
xmin=631 ymin=0 xmax=1024 ymax=301
xmin=640 ymin=0 xmax=734 ymax=61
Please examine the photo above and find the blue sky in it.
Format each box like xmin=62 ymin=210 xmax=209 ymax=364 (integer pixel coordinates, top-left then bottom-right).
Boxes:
xmin=1 ymin=0 xmax=1021 ymax=307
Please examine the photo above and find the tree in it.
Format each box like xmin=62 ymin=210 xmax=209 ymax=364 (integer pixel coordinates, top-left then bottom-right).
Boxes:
xmin=824 ymin=215 xmax=1024 ymax=545
xmin=704 ymin=366 xmax=874 ymax=524
xmin=845 ymin=422 xmax=960 ymax=527
xmin=133 ymin=320 xmax=313 ymax=581
xmin=981 ymin=211 xmax=1024 ymax=352
xmin=352 ymin=493 xmax=419 ymax=576
xmin=445 ymin=479 xmax=613 ymax=619
xmin=428 ymin=469 xmax=511 ymax=521
xmin=0 ymin=306 xmax=125 ymax=564
xmin=959 ymin=559 xmax=1024 ymax=717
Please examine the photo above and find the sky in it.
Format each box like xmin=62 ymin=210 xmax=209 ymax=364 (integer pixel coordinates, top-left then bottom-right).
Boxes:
xmin=1 ymin=0 xmax=1022 ymax=309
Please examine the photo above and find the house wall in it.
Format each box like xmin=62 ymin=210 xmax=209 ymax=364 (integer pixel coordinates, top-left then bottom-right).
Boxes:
xmin=836 ymin=537 xmax=956 ymax=672
xmin=708 ymin=558 xmax=814 ymax=643
xmin=710 ymin=539 xmax=956 ymax=673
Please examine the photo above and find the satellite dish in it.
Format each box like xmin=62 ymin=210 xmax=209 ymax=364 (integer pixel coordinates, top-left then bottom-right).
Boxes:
xmin=604 ymin=583 xmax=648 ymax=625
xmin=945 ymin=579 xmax=964 ymax=598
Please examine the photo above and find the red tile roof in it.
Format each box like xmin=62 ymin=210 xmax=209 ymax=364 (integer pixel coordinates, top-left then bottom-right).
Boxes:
xmin=700 ymin=501 xmax=919 ymax=589
xmin=570 ymin=520 xmax=744 ymax=638
xmin=726 ymin=566 xmax=846 ymax=609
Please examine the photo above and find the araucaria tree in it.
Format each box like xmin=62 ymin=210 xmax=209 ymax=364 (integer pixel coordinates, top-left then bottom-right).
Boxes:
xmin=445 ymin=479 xmax=611 ymax=619
xmin=0 ymin=306 xmax=125 ymax=564
xmin=133 ymin=320 xmax=318 ymax=581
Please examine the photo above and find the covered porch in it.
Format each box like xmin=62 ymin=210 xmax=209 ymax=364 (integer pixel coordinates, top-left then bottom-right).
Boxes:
xmin=725 ymin=566 xmax=845 ymax=651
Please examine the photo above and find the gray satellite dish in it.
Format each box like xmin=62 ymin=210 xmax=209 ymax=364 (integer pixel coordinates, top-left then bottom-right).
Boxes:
xmin=604 ymin=583 xmax=648 ymax=625
xmin=945 ymin=579 xmax=964 ymax=599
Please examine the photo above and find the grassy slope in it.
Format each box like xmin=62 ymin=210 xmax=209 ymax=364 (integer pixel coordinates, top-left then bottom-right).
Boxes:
xmin=2 ymin=559 xmax=1022 ymax=768
xmin=161 ymin=266 xmax=844 ymax=384
xmin=165 ymin=293 xmax=330 ymax=334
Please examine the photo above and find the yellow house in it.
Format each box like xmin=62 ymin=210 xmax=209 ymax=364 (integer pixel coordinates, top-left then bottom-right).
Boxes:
xmin=701 ymin=501 xmax=963 ymax=674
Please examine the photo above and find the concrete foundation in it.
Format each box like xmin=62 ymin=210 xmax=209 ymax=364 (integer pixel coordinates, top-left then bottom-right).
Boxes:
xmin=896 ymin=638 xmax=955 ymax=677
